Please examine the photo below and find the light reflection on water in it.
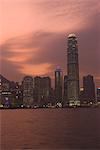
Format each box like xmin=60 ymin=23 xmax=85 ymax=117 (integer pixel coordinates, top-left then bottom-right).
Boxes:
xmin=1 ymin=108 xmax=100 ymax=149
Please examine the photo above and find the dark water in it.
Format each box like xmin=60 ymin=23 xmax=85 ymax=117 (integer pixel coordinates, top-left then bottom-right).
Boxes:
xmin=0 ymin=108 xmax=100 ymax=150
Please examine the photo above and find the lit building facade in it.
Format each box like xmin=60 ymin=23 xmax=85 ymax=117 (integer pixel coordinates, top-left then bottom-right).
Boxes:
xmin=79 ymin=87 xmax=85 ymax=105
xmin=67 ymin=34 xmax=80 ymax=106
xmin=0 ymin=74 xmax=12 ymax=107
xmin=22 ymin=76 xmax=34 ymax=107
xmin=83 ymin=75 xmax=95 ymax=104
xmin=55 ymin=67 xmax=63 ymax=103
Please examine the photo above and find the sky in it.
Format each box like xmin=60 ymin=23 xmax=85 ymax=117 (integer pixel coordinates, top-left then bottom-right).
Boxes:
xmin=0 ymin=0 xmax=100 ymax=87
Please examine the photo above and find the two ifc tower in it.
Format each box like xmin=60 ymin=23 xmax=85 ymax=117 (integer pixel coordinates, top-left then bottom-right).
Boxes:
xmin=55 ymin=33 xmax=80 ymax=106
xmin=67 ymin=33 xmax=80 ymax=106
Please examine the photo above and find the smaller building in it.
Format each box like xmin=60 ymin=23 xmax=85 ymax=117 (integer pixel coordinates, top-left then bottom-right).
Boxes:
xmin=55 ymin=67 xmax=63 ymax=103
xmin=0 ymin=74 xmax=12 ymax=107
xmin=79 ymin=87 xmax=86 ymax=105
xmin=63 ymin=75 xmax=68 ymax=106
xmin=83 ymin=75 xmax=96 ymax=104
xmin=10 ymin=81 xmax=23 ymax=107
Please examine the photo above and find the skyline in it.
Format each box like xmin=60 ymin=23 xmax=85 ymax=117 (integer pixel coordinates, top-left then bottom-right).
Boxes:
xmin=0 ymin=0 xmax=100 ymax=87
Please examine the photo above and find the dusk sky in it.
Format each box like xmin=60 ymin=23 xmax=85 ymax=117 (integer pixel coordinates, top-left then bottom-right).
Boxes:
xmin=0 ymin=0 xmax=100 ymax=87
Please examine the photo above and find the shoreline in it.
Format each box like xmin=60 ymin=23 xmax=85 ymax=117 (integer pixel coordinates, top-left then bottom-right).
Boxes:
xmin=0 ymin=106 xmax=100 ymax=110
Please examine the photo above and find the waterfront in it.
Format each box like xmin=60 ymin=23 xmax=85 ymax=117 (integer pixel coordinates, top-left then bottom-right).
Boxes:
xmin=0 ymin=108 xmax=100 ymax=149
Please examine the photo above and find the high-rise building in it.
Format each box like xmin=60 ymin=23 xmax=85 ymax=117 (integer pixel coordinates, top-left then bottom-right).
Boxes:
xmin=34 ymin=76 xmax=42 ymax=104
xmin=0 ymin=74 xmax=12 ymax=107
xmin=0 ymin=74 xmax=23 ymax=108
xmin=34 ymin=76 xmax=51 ymax=106
xmin=79 ymin=87 xmax=85 ymax=105
xmin=10 ymin=81 xmax=23 ymax=107
xmin=97 ymin=88 xmax=100 ymax=103
xmin=55 ymin=67 xmax=63 ymax=103
xmin=83 ymin=75 xmax=95 ymax=104
xmin=0 ymin=74 xmax=11 ymax=107
xmin=63 ymin=75 xmax=68 ymax=105
xmin=22 ymin=76 xmax=34 ymax=107
xmin=42 ymin=77 xmax=51 ymax=101
xmin=67 ymin=34 xmax=80 ymax=106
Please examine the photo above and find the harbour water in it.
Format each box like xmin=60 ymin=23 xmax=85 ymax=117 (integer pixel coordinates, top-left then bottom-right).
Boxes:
xmin=0 ymin=108 xmax=100 ymax=149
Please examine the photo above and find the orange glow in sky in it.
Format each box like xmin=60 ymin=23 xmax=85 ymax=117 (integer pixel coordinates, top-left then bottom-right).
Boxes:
xmin=0 ymin=0 xmax=100 ymax=86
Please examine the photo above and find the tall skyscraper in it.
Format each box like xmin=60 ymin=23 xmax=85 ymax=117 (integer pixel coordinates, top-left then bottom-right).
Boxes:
xmin=67 ymin=34 xmax=80 ymax=106
xmin=22 ymin=76 xmax=34 ymax=107
xmin=55 ymin=67 xmax=63 ymax=103
xmin=83 ymin=75 xmax=95 ymax=104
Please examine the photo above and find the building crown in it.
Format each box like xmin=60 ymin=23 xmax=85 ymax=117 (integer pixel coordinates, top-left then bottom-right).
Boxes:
xmin=68 ymin=33 xmax=76 ymax=38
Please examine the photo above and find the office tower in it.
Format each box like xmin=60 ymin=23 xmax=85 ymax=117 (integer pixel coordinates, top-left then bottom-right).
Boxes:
xmin=55 ymin=67 xmax=63 ymax=103
xmin=0 ymin=74 xmax=10 ymax=91
xmin=34 ymin=76 xmax=51 ymax=106
xmin=63 ymin=75 xmax=68 ymax=105
xmin=67 ymin=34 xmax=80 ymax=106
xmin=42 ymin=77 xmax=51 ymax=103
xmin=10 ymin=82 xmax=23 ymax=107
xmin=34 ymin=76 xmax=42 ymax=104
xmin=97 ymin=88 xmax=100 ymax=103
xmin=83 ymin=75 xmax=95 ymax=104
xmin=22 ymin=76 xmax=34 ymax=107
xmin=0 ymin=74 xmax=11 ymax=107
xmin=79 ymin=87 xmax=85 ymax=104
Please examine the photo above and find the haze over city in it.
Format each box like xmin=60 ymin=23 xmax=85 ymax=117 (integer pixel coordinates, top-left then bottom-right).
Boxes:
xmin=0 ymin=0 xmax=100 ymax=87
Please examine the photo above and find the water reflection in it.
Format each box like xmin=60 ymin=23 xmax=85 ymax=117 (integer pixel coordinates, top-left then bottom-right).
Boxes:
xmin=1 ymin=108 xmax=100 ymax=149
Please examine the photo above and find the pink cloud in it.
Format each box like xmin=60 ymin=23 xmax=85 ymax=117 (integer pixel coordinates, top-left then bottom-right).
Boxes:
xmin=0 ymin=0 xmax=100 ymax=87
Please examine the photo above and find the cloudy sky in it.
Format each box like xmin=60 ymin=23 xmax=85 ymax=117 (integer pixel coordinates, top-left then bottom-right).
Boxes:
xmin=0 ymin=0 xmax=100 ymax=87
